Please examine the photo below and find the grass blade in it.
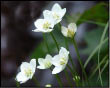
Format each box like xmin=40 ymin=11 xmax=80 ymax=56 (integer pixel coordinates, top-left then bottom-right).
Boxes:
xmin=89 ymin=54 xmax=108 ymax=79
xmin=84 ymin=37 xmax=108 ymax=68
xmin=97 ymin=22 xmax=108 ymax=86
xmin=97 ymin=59 xmax=108 ymax=82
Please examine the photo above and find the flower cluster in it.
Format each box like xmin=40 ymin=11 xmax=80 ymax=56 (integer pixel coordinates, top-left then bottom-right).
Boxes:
xmin=33 ymin=3 xmax=66 ymax=33
xmin=37 ymin=47 xmax=69 ymax=74
xmin=15 ymin=3 xmax=77 ymax=84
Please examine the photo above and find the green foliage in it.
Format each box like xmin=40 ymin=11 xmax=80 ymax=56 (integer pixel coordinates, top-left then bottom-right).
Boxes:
xmin=77 ymin=2 xmax=108 ymax=25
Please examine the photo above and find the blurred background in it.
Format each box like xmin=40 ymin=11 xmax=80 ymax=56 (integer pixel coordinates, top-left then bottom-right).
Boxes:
xmin=1 ymin=1 xmax=109 ymax=87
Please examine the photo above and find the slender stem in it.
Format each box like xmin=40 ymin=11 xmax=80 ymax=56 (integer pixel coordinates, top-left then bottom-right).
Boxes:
xmin=50 ymin=68 xmax=63 ymax=87
xmin=72 ymin=37 xmax=89 ymax=85
xmin=64 ymin=70 xmax=73 ymax=86
xmin=32 ymin=76 xmax=40 ymax=87
xmin=16 ymin=81 xmax=20 ymax=88
xmin=43 ymin=33 xmax=63 ymax=87
xmin=64 ymin=37 xmax=79 ymax=76
xmin=66 ymin=64 xmax=79 ymax=87
xmin=50 ymin=32 xmax=75 ymax=86
xmin=50 ymin=32 xmax=59 ymax=51
xmin=43 ymin=33 xmax=50 ymax=54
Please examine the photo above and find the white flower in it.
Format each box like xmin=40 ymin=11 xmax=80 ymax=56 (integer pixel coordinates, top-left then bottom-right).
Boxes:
xmin=52 ymin=47 xmax=69 ymax=74
xmin=15 ymin=59 xmax=36 ymax=84
xmin=43 ymin=3 xmax=66 ymax=24
xmin=33 ymin=18 xmax=55 ymax=33
xmin=61 ymin=23 xmax=77 ymax=38
xmin=45 ymin=84 xmax=52 ymax=87
xmin=37 ymin=54 xmax=52 ymax=69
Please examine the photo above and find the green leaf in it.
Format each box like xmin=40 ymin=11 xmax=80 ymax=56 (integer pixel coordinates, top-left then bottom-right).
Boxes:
xmin=77 ymin=2 xmax=108 ymax=25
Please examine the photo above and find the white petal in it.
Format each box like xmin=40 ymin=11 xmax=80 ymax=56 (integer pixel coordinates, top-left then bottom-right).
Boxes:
xmin=52 ymin=3 xmax=61 ymax=12
xmin=43 ymin=10 xmax=52 ymax=20
xmin=20 ymin=62 xmax=31 ymax=73
xmin=38 ymin=58 xmax=45 ymax=66
xmin=52 ymin=65 xmax=65 ymax=74
xmin=30 ymin=59 xmax=36 ymax=68
xmin=37 ymin=65 xmax=45 ymax=69
xmin=68 ymin=23 xmax=77 ymax=33
xmin=52 ymin=54 xmax=60 ymax=67
xmin=61 ymin=26 xmax=68 ymax=37
xmin=33 ymin=28 xmax=53 ymax=33
xmin=45 ymin=54 xmax=52 ymax=62
xmin=15 ymin=72 xmax=29 ymax=84
xmin=32 ymin=29 xmax=41 ymax=32
xmin=59 ymin=47 xmax=69 ymax=60
xmin=34 ymin=19 xmax=44 ymax=29
xmin=59 ymin=8 xmax=66 ymax=18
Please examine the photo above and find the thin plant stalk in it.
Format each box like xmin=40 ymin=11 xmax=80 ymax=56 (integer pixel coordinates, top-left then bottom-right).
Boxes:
xmin=71 ymin=37 xmax=89 ymax=85
xmin=32 ymin=76 xmax=40 ymax=87
xmin=50 ymin=67 xmax=63 ymax=87
xmin=43 ymin=33 xmax=63 ymax=87
xmin=64 ymin=37 xmax=79 ymax=76
xmin=16 ymin=81 xmax=20 ymax=88
xmin=50 ymin=32 xmax=80 ymax=86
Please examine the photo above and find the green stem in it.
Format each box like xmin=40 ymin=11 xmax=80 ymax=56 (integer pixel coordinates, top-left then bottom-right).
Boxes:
xmin=43 ymin=33 xmax=50 ymax=54
xmin=43 ymin=33 xmax=63 ymax=87
xmin=16 ymin=81 xmax=20 ymax=88
xmin=50 ymin=32 xmax=75 ymax=87
xmin=50 ymin=32 xmax=59 ymax=51
xmin=64 ymin=37 xmax=79 ymax=76
xmin=50 ymin=68 xmax=63 ymax=87
xmin=64 ymin=70 xmax=73 ymax=86
xmin=72 ymin=37 xmax=89 ymax=85
xmin=32 ymin=76 xmax=40 ymax=87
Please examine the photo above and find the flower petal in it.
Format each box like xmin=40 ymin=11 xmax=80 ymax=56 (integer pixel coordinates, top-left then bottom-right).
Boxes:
xmin=30 ymin=59 xmax=36 ymax=68
xmin=43 ymin=10 xmax=52 ymax=20
xmin=52 ymin=65 xmax=65 ymax=74
xmin=52 ymin=3 xmax=61 ymax=12
xmin=59 ymin=8 xmax=66 ymax=18
xmin=20 ymin=62 xmax=31 ymax=73
xmin=45 ymin=54 xmax=52 ymax=62
xmin=68 ymin=23 xmax=77 ymax=33
xmin=34 ymin=19 xmax=44 ymax=29
xmin=37 ymin=65 xmax=45 ymax=69
xmin=61 ymin=26 xmax=68 ymax=37
xmin=15 ymin=72 xmax=29 ymax=84
xmin=38 ymin=58 xmax=45 ymax=66
xmin=52 ymin=54 xmax=60 ymax=67
xmin=33 ymin=28 xmax=53 ymax=33
xmin=59 ymin=47 xmax=69 ymax=60
xmin=32 ymin=29 xmax=41 ymax=32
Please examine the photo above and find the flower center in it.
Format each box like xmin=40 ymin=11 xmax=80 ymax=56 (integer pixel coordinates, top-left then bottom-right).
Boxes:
xmin=53 ymin=12 xmax=60 ymax=20
xmin=67 ymin=29 xmax=74 ymax=38
xmin=44 ymin=60 xmax=52 ymax=68
xmin=60 ymin=57 xmax=66 ymax=65
xmin=24 ymin=68 xmax=32 ymax=77
xmin=43 ymin=21 xmax=51 ymax=30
